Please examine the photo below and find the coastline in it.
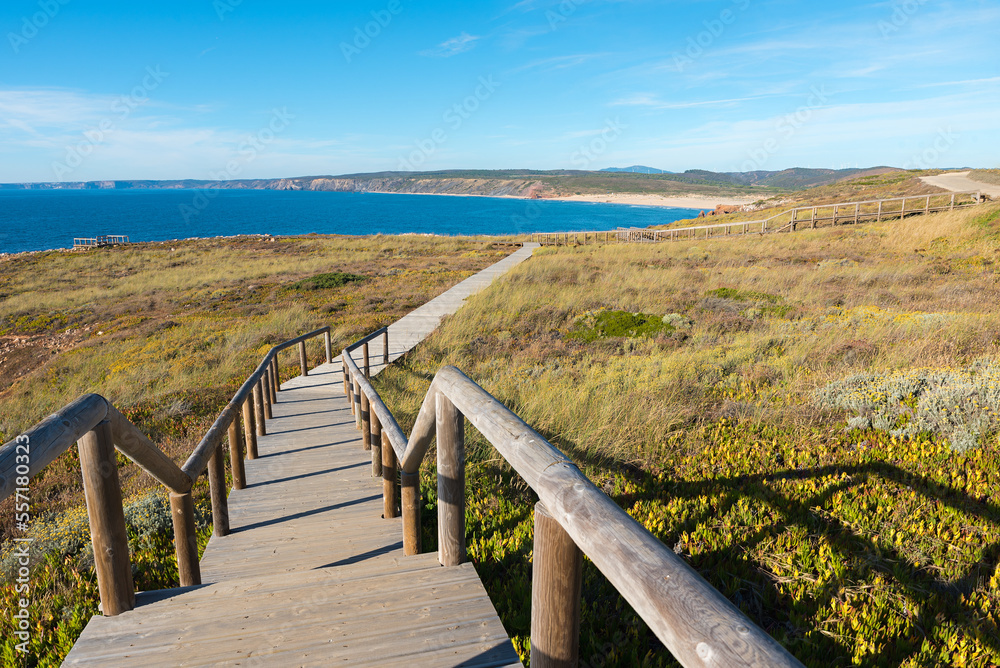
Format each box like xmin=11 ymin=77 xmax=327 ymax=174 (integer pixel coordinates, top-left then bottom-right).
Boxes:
xmin=364 ymin=189 xmax=755 ymax=210
xmin=546 ymin=192 xmax=757 ymax=209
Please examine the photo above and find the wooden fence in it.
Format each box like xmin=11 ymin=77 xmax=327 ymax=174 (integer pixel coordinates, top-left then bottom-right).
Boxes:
xmin=73 ymin=235 xmax=130 ymax=250
xmin=341 ymin=338 xmax=804 ymax=667
xmin=0 ymin=326 xmax=333 ymax=614
xmin=527 ymin=190 xmax=984 ymax=246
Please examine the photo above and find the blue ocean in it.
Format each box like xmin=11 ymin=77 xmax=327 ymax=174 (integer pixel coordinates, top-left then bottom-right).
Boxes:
xmin=0 ymin=189 xmax=698 ymax=254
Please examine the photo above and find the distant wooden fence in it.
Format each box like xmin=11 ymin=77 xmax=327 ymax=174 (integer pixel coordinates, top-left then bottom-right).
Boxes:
xmin=0 ymin=326 xmax=333 ymax=614
xmin=341 ymin=337 xmax=804 ymax=667
xmin=527 ymin=190 xmax=985 ymax=246
xmin=73 ymin=235 xmax=130 ymax=250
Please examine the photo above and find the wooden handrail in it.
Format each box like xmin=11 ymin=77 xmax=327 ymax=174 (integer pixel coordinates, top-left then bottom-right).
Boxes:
xmin=0 ymin=324 xmax=334 ymax=615
xmin=340 ymin=326 xmax=804 ymax=667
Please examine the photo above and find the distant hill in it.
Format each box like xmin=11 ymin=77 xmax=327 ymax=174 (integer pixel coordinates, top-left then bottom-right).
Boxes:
xmin=680 ymin=167 xmax=898 ymax=190
xmin=0 ymin=166 xmax=906 ymax=200
xmin=600 ymin=166 xmax=672 ymax=174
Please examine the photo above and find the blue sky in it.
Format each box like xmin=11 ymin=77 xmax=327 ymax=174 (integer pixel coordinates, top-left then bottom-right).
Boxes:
xmin=0 ymin=0 xmax=997 ymax=182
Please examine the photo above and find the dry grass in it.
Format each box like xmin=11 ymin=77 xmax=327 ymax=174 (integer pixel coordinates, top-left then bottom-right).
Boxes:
xmin=0 ymin=234 xmax=510 ymax=541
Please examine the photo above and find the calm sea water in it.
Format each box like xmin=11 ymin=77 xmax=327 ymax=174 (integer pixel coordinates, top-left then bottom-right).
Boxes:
xmin=0 ymin=189 xmax=699 ymax=254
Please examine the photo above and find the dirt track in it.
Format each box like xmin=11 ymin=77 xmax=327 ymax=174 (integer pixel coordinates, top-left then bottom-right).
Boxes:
xmin=920 ymin=171 xmax=1000 ymax=198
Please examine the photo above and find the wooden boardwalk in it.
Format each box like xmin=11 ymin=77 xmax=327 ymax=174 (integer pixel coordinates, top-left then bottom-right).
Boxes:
xmin=63 ymin=245 xmax=538 ymax=667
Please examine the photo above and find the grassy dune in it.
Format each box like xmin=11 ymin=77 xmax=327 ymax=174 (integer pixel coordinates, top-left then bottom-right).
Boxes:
xmin=374 ymin=203 xmax=1000 ymax=666
xmin=0 ymin=235 xmax=509 ymax=665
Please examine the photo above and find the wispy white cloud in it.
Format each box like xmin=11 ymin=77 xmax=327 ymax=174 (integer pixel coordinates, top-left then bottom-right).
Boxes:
xmin=420 ymin=32 xmax=481 ymax=58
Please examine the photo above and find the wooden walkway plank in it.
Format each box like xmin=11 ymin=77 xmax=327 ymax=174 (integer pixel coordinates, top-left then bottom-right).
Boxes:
xmin=64 ymin=244 xmax=537 ymax=667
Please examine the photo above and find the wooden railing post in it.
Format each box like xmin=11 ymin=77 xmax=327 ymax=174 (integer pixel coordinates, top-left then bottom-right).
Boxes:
xmin=348 ymin=371 xmax=356 ymax=416
xmin=272 ymin=356 xmax=280 ymax=392
xmin=382 ymin=432 xmax=398 ymax=519
xmin=342 ymin=362 xmax=349 ymax=398
xmin=402 ymin=471 xmax=421 ymax=555
xmin=227 ymin=414 xmax=246 ymax=490
xmin=436 ymin=393 xmax=465 ymax=567
xmin=363 ymin=341 xmax=370 ymax=378
xmin=298 ymin=340 xmax=308 ymax=377
xmin=78 ymin=420 xmax=135 ymax=616
xmin=268 ymin=360 xmax=278 ymax=403
xmin=353 ymin=378 xmax=362 ymax=429
xmin=531 ymin=502 xmax=583 ymax=668
xmin=169 ymin=491 xmax=201 ymax=587
xmin=253 ymin=382 xmax=266 ymax=437
xmin=261 ymin=375 xmax=272 ymax=420
xmin=382 ymin=329 xmax=389 ymax=365
xmin=371 ymin=409 xmax=383 ymax=477
xmin=324 ymin=330 xmax=332 ymax=364
xmin=242 ymin=396 xmax=259 ymax=459
xmin=361 ymin=391 xmax=372 ymax=452
xmin=207 ymin=442 xmax=230 ymax=537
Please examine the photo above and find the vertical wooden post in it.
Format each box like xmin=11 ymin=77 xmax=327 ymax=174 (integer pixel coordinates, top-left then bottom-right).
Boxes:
xmin=531 ymin=502 xmax=583 ymax=668
xmin=170 ymin=492 xmax=201 ymax=587
xmin=436 ymin=393 xmax=465 ymax=567
xmin=253 ymin=382 xmax=266 ymax=437
xmin=402 ymin=471 xmax=421 ymax=555
xmin=207 ymin=442 xmax=230 ymax=537
xmin=78 ymin=420 xmax=135 ymax=616
xmin=382 ymin=329 xmax=389 ymax=365
xmin=854 ymin=203 xmax=860 ymax=224
xmin=924 ymin=195 xmax=930 ymax=215
xmin=348 ymin=371 xmax=356 ymax=416
xmin=371 ymin=409 xmax=383 ymax=477
xmin=950 ymin=193 xmax=956 ymax=211
xmin=382 ymin=432 xmax=398 ymax=519
xmin=877 ymin=200 xmax=882 ymax=222
xmin=298 ymin=340 xmax=308 ymax=376
xmin=342 ymin=362 xmax=350 ymax=398
xmin=242 ymin=396 xmax=258 ymax=460
xmin=228 ymin=415 xmax=246 ymax=490
xmin=900 ymin=198 xmax=906 ymax=219
xmin=324 ymin=330 xmax=332 ymax=364
xmin=272 ymin=356 xmax=280 ymax=392
xmin=811 ymin=208 xmax=816 ymax=228
xmin=361 ymin=391 xmax=372 ymax=451
xmin=261 ymin=375 xmax=272 ymax=420
xmin=353 ymin=378 xmax=362 ymax=429
xmin=268 ymin=360 xmax=278 ymax=403
xmin=363 ymin=341 xmax=370 ymax=378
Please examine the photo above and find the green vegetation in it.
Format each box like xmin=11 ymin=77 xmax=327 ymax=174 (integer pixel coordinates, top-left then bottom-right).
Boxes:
xmin=568 ymin=309 xmax=674 ymax=342
xmin=373 ymin=202 xmax=1000 ymax=666
xmin=0 ymin=235 xmax=508 ymax=666
xmin=291 ymin=271 xmax=365 ymax=291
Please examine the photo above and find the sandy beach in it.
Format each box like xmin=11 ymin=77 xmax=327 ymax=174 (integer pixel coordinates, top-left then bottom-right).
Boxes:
xmin=373 ymin=189 xmax=757 ymax=210
xmin=547 ymin=192 xmax=758 ymax=209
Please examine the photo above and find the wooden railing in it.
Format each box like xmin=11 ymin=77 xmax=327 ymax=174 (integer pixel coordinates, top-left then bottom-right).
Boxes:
xmin=614 ymin=191 xmax=984 ymax=243
xmin=73 ymin=235 xmax=130 ymax=250
xmin=341 ymin=339 xmax=804 ymax=667
xmin=524 ymin=191 xmax=985 ymax=246
xmin=0 ymin=325 xmax=333 ymax=615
